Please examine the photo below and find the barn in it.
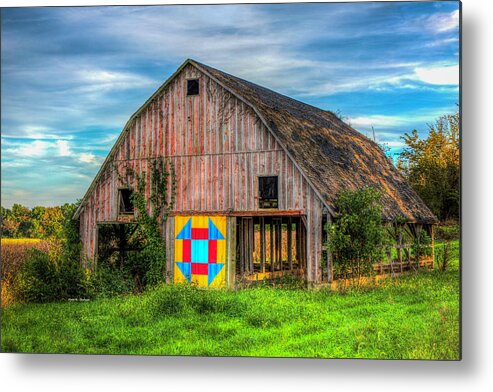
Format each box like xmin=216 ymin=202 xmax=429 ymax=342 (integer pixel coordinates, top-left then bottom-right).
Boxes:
xmin=73 ymin=59 xmax=436 ymax=288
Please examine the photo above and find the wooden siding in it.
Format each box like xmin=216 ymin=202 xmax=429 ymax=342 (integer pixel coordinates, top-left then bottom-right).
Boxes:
xmin=79 ymin=64 xmax=325 ymax=282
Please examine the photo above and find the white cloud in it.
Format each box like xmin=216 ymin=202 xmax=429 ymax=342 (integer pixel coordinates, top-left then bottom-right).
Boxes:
xmin=349 ymin=115 xmax=408 ymax=128
xmin=76 ymin=69 xmax=156 ymax=93
xmin=414 ymin=65 xmax=459 ymax=85
xmin=10 ymin=140 xmax=51 ymax=157
xmin=4 ymin=139 xmax=73 ymax=158
xmin=78 ymin=152 xmax=97 ymax=164
xmin=56 ymin=140 xmax=71 ymax=156
xmin=432 ymin=10 xmax=459 ymax=33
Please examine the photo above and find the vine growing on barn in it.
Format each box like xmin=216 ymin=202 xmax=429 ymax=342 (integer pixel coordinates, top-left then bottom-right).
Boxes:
xmin=116 ymin=157 xmax=177 ymax=286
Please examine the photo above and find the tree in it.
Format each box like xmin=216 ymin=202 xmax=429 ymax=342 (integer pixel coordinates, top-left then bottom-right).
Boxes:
xmin=398 ymin=111 xmax=459 ymax=221
xmin=1 ymin=206 xmax=19 ymax=237
xmin=13 ymin=204 xmax=33 ymax=237
xmin=40 ymin=207 xmax=64 ymax=239
xmin=327 ymin=187 xmax=387 ymax=283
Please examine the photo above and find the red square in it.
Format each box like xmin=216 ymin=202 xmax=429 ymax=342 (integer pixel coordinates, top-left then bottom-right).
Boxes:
xmin=192 ymin=228 xmax=208 ymax=239
xmin=192 ymin=263 xmax=208 ymax=275
xmin=208 ymin=240 xmax=217 ymax=263
xmin=182 ymin=240 xmax=191 ymax=262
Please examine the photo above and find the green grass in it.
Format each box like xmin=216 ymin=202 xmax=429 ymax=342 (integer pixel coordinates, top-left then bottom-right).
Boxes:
xmin=1 ymin=242 xmax=460 ymax=359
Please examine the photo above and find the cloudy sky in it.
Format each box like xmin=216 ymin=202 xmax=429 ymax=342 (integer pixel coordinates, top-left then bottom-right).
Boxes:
xmin=1 ymin=1 xmax=460 ymax=208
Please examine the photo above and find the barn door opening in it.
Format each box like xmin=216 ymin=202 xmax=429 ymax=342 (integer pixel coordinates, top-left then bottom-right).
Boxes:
xmin=96 ymin=223 xmax=146 ymax=289
xmin=236 ymin=216 xmax=306 ymax=281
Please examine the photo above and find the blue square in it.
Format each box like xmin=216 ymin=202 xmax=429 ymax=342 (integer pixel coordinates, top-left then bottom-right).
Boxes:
xmin=191 ymin=240 xmax=209 ymax=263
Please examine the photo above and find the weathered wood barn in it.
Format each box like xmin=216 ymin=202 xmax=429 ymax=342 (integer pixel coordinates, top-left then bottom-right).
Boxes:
xmin=74 ymin=59 xmax=436 ymax=288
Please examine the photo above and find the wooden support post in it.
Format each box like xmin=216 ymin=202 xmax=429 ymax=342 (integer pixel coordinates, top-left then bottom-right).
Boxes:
xmin=277 ymin=219 xmax=283 ymax=271
xmin=241 ymin=219 xmax=246 ymax=275
xmin=431 ymin=224 xmax=435 ymax=269
xmin=277 ymin=219 xmax=282 ymax=271
xmin=300 ymin=220 xmax=305 ymax=269
xmin=326 ymin=213 xmax=333 ymax=283
xmin=287 ymin=218 xmax=293 ymax=270
xmin=243 ymin=219 xmax=247 ymax=274
xmin=295 ymin=219 xmax=301 ymax=268
xmin=270 ymin=220 xmax=274 ymax=272
xmin=274 ymin=219 xmax=279 ymax=271
xmin=260 ymin=217 xmax=266 ymax=273
xmin=228 ymin=217 xmax=236 ymax=288
xmin=248 ymin=218 xmax=254 ymax=274
xmin=398 ymin=228 xmax=403 ymax=273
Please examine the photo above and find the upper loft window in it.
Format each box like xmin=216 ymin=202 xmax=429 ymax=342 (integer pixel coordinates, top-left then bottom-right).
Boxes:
xmin=187 ymin=79 xmax=200 ymax=96
xmin=258 ymin=176 xmax=279 ymax=209
xmin=119 ymin=189 xmax=134 ymax=215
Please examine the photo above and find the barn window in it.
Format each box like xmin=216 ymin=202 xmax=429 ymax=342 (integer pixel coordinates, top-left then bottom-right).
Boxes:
xmin=258 ymin=176 xmax=278 ymax=209
xmin=187 ymin=79 xmax=200 ymax=96
xmin=119 ymin=189 xmax=134 ymax=215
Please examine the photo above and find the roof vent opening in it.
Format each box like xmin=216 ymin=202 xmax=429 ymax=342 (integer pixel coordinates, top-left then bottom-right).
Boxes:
xmin=187 ymin=79 xmax=200 ymax=96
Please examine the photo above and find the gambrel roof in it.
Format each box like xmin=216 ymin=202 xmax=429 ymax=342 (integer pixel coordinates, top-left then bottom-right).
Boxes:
xmin=75 ymin=59 xmax=436 ymax=223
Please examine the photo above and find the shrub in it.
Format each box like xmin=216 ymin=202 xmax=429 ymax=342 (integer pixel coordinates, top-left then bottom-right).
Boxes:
xmin=435 ymin=242 xmax=453 ymax=272
xmin=87 ymin=264 xmax=135 ymax=298
xmin=13 ymin=249 xmax=60 ymax=303
xmin=12 ymin=248 xmax=90 ymax=304
xmin=1 ymin=239 xmax=52 ymax=306
xmin=411 ymin=229 xmax=432 ymax=266
xmin=327 ymin=187 xmax=386 ymax=283
xmin=435 ymin=224 xmax=459 ymax=272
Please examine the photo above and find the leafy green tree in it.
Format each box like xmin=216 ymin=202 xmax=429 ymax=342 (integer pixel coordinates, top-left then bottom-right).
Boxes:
xmin=1 ymin=206 xmax=18 ymax=237
xmin=11 ymin=204 xmax=32 ymax=237
xmin=40 ymin=207 xmax=64 ymax=239
xmin=29 ymin=206 xmax=46 ymax=237
xmin=398 ymin=111 xmax=459 ymax=221
xmin=327 ymin=187 xmax=387 ymax=283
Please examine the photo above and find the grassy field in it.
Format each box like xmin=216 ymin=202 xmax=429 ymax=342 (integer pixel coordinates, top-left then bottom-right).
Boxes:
xmin=1 ymin=241 xmax=459 ymax=359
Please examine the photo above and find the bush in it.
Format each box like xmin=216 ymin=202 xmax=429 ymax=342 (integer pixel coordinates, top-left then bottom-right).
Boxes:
xmin=435 ymin=242 xmax=453 ymax=272
xmin=1 ymin=239 xmax=52 ymax=306
xmin=327 ymin=187 xmax=387 ymax=283
xmin=12 ymin=248 xmax=89 ymax=304
xmin=411 ymin=229 xmax=432 ymax=264
xmin=435 ymin=224 xmax=459 ymax=272
xmin=87 ymin=264 xmax=135 ymax=298
xmin=13 ymin=249 xmax=59 ymax=303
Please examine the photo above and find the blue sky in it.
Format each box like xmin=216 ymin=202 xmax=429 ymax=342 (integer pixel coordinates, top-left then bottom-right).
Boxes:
xmin=1 ymin=1 xmax=460 ymax=208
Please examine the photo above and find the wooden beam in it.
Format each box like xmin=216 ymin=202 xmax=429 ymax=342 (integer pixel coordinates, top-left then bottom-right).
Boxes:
xmin=326 ymin=213 xmax=333 ymax=283
xmin=296 ymin=219 xmax=301 ymax=267
xmin=270 ymin=221 xmax=274 ymax=272
xmin=169 ymin=210 xmax=303 ymax=217
xmin=248 ymin=218 xmax=254 ymax=273
xmin=287 ymin=217 xmax=293 ymax=270
xmin=260 ymin=217 xmax=266 ymax=273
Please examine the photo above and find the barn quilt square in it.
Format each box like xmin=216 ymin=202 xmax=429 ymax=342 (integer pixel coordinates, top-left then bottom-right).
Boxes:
xmin=174 ymin=216 xmax=227 ymax=287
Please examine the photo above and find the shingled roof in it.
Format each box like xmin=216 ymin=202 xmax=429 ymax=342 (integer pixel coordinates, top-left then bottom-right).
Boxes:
xmin=190 ymin=60 xmax=436 ymax=223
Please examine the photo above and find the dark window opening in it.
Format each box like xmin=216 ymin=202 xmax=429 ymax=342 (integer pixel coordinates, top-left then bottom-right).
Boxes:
xmin=187 ymin=79 xmax=200 ymax=96
xmin=119 ymin=189 xmax=134 ymax=214
xmin=258 ymin=176 xmax=278 ymax=209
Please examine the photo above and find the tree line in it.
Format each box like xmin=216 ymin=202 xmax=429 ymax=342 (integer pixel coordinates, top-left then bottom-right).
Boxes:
xmin=1 ymin=203 xmax=76 ymax=239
